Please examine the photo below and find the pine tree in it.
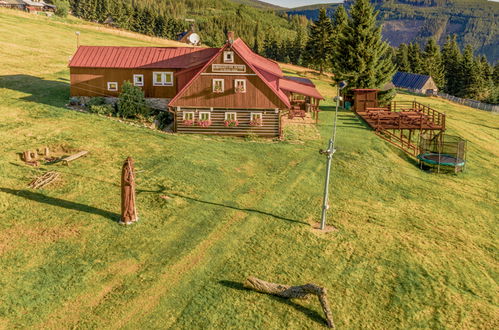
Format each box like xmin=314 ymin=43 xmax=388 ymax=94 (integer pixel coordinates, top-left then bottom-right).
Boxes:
xmin=304 ymin=8 xmax=333 ymax=74
xmin=407 ymin=43 xmax=423 ymax=74
xmin=493 ymin=63 xmax=499 ymax=86
xmin=442 ymin=35 xmax=462 ymax=95
xmin=422 ymin=38 xmax=445 ymax=88
xmin=331 ymin=5 xmax=348 ymax=68
xmin=331 ymin=0 xmax=396 ymax=89
xmin=291 ymin=26 xmax=306 ymax=65
xmin=395 ymin=43 xmax=411 ymax=72
xmin=253 ymin=24 xmax=261 ymax=54
xmin=459 ymin=45 xmax=482 ymax=99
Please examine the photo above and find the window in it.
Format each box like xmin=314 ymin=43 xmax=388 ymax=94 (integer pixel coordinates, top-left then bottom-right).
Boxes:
xmin=251 ymin=112 xmax=262 ymax=121
xmin=183 ymin=112 xmax=194 ymax=120
xmin=250 ymin=112 xmax=263 ymax=126
xmin=153 ymin=72 xmax=174 ymax=86
xmin=133 ymin=74 xmax=144 ymax=87
xmin=199 ymin=112 xmax=211 ymax=121
xmin=213 ymin=79 xmax=224 ymax=93
xmin=225 ymin=112 xmax=237 ymax=121
xmin=224 ymin=51 xmax=234 ymax=63
xmin=107 ymin=82 xmax=118 ymax=91
xmin=234 ymin=79 xmax=246 ymax=93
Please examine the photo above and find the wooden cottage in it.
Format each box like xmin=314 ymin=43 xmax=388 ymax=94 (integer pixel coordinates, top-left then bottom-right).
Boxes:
xmin=392 ymin=71 xmax=438 ymax=95
xmin=68 ymin=33 xmax=324 ymax=137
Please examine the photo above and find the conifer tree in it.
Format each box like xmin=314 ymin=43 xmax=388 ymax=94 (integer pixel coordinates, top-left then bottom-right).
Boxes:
xmin=407 ymin=43 xmax=423 ymax=74
xmin=291 ymin=26 xmax=306 ymax=65
xmin=253 ymin=24 xmax=261 ymax=54
xmin=459 ymin=45 xmax=483 ymax=99
xmin=330 ymin=5 xmax=348 ymax=67
xmin=304 ymin=8 xmax=333 ymax=74
xmin=442 ymin=35 xmax=462 ymax=95
xmin=332 ymin=0 xmax=396 ymax=89
xmin=422 ymin=38 xmax=445 ymax=88
xmin=395 ymin=43 xmax=411 ymax=72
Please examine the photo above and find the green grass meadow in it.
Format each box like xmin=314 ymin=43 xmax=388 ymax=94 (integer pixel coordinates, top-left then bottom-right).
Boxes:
xmin=0 ymin=9 xmax=498 ymax=329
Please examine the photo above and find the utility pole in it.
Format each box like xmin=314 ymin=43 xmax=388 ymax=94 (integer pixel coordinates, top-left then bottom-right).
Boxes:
xmin=319 ymin=81 xmax=347 ymax=230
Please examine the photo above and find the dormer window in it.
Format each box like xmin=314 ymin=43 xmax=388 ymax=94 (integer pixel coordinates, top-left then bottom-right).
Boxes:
xmin=213 ymin=79 xmax=224 ymax=93
xmin=224 ymin=51 xmax=234 ymax=63
xmin=234 ymin=79 xmax=246 ymax=93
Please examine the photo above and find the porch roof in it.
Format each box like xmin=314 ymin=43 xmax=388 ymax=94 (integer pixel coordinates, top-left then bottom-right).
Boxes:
xmin=279 ymin=78 xmax=324 ymax=100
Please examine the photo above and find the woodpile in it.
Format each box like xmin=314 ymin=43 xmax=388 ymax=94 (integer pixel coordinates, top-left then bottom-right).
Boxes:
xmin=28 ymin=171 xmax=60 ymax=189
xmin=244 ymin=276 xmax=335 ymax=328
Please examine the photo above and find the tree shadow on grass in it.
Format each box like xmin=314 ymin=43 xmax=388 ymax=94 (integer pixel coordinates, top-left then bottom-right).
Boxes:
xmin=0 ymin=74 xmax=69 ymax=108
xmin=137 ymin=186 xmax=308 ymax=225
xmin=218 ymin=280 xmax=327 ymax=327
xmin=0 ymin=188 xmax=119 ymax=222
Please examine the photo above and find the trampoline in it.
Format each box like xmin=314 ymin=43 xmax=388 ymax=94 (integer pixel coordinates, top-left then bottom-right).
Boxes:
xmin=418 ymin=133 xmax=467 ymax=173
xmin=417 ymin=152 xmax=466 ymax=167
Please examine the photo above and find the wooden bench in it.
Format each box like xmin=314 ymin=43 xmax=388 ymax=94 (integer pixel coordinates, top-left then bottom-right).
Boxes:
xmin=62 ymin=151 xmax=88 ymax=166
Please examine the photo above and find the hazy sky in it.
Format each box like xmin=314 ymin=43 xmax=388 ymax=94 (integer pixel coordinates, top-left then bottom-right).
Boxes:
xmin=265 ymin=0 xmax=342 ymax=8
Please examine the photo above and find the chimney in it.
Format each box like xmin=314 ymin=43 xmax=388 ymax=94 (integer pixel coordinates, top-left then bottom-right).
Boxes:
xmin=227 ymin=31 xmax=235 ymax=44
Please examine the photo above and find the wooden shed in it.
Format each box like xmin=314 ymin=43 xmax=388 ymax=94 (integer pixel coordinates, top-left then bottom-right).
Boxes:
xmin=392 ymin=71 xmax=438 ymax=95
xmin=352 ymin=89 xmax=379 ymax=113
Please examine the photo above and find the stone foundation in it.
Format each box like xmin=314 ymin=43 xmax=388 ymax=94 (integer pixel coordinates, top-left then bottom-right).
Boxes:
xmin=72 ymin=96 xmax=169 ymax=110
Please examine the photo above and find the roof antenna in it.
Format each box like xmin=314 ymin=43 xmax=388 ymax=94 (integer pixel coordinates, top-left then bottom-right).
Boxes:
xmin=227 ymin=31 xmax=235 ymax=45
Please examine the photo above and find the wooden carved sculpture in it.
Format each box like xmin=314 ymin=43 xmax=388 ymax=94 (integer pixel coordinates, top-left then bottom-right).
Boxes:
xmin=120 ymin=156 xmax=138 ymax=225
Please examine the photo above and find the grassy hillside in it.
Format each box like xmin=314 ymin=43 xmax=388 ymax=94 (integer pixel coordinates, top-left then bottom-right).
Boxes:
xmin=0 ymin=8 xmax=498 ymax=329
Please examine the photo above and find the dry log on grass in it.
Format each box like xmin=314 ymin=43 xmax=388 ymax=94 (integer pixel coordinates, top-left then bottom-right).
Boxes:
xmin=62 ymin=150 xmax=88 ymax=165
xmin=120 ymin=157 xmax=138 ymax=225
xmin=244 ymin=276 xmax=335 ymax=328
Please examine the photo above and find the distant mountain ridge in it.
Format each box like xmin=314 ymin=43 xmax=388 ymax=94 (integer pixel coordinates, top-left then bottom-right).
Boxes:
xmin=286 ymin=0 xmax=499 ymax=62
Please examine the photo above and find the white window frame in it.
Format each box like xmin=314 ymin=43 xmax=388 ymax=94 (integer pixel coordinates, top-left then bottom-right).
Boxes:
xmin=213 ymin=79 xmax=224 ymax=93
xmin=234 ymin=79 xmax=247 ymax=93
xmin=250 ymin=112 xmax=263 ymax=121
xmin=225 ymin=112 xmax=237 ymax=121
xmin=133 ymin=74 xmax=144 ymax=87
xmin=224 ymin=51 xmax=234 ymax=63
xmin=182 ymin=111 xmax=195 ymax=120
xmin=107 ymin=82 xmax=118 ymax=91
xmin=153 ymin=72 xmax=174 ymax=86
xmin=199 ymin=111 xmax=211 ymax=121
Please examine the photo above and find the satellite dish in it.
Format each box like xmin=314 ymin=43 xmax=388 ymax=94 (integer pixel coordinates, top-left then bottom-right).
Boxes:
xmin=188 ymin=33 xmax=200 ymax=45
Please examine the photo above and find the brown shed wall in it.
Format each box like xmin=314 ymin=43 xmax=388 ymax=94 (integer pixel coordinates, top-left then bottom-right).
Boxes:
xmin=70 ymin=67 xmax=179 ymax=98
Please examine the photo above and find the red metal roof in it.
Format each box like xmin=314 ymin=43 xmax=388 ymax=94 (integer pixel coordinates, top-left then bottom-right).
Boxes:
xmin=280 ymin=78 xmax=324 ymax=100
xmin=69 ymin=46 xmax=219 ymax=69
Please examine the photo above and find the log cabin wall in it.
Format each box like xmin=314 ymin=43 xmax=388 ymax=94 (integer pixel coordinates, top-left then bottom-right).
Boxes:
xmin=70 ymin=67 xmax=179 ymax=98
xmin=170 ymin=51 xmax=286 ymax=109
xmin=174 ymin=108 xmax=280 ymax=137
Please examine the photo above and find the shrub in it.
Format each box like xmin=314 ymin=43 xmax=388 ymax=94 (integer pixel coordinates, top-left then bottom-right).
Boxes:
xmin=378 ymin=88 xmax=397 ymax=106
xmin=156 ymin=111 xmax=174 ymax=130
xmin=117 ymin=81 xmax=150 ymax=118
xmin=52 ymin=0 xmax=70 ymax=17
xmin=86 ymin=97 xmax=106 ymax=107
xmin=89 ymin=104 xmax=114 ymax=116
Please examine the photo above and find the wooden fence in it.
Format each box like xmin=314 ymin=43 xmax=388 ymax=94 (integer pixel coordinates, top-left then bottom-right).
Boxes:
xmin=436 ymin=92 xmax=499 ymax=113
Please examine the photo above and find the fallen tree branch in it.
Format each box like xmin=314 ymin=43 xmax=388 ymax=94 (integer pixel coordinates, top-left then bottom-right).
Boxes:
xmin=244 ymin=276 xmax=335 ymax=328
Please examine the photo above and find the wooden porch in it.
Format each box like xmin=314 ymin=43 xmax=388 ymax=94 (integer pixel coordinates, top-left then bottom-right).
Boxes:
xmin=356 ymin=101 xmax=446 ymax=156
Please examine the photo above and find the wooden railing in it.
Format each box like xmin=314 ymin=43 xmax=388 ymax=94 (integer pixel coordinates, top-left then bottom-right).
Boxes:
xmin=390 ymin=101 xmax=446 ymax=129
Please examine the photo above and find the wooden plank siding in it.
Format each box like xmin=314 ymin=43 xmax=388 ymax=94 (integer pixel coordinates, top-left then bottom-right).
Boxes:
xmin=70 ymin=67 xmax=179 ymax=98
xmin=170 ymin=50 xmax=287 ymax=109
xmin=174 ymin=108 xmax=280 ymax=137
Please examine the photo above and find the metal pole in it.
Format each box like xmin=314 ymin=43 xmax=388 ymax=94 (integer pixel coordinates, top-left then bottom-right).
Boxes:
xmin=320 ymin=138 xmax=335 ymax=230
xmin=332 ymin=84 xmax=340 ymax=148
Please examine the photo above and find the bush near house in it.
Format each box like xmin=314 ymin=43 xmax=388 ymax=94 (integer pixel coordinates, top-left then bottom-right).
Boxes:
xmin=116 ymin=81 xmax=150 ymax=119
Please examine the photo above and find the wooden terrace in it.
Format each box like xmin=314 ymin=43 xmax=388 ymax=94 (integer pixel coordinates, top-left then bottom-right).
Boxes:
xmin=357 ymin=101 xmax=446 ymax=131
